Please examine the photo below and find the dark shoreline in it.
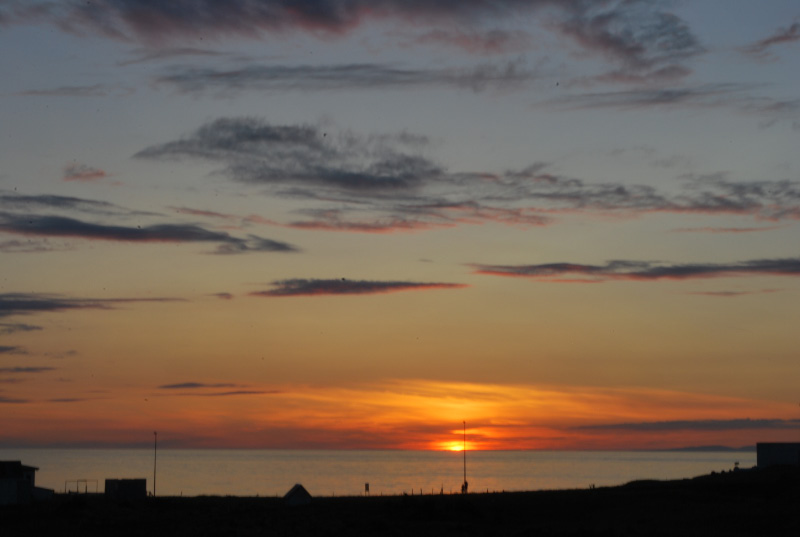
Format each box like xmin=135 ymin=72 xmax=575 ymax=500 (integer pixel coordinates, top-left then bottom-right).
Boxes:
xmin=4 ymin=466 xmax=798 ymax=536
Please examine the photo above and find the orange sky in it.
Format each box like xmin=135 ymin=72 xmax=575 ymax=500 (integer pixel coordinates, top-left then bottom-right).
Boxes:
xmin=2 ymin=1 xmax=800 ymax=451
xmin=3 ymin=378 xmax=797 ymax=450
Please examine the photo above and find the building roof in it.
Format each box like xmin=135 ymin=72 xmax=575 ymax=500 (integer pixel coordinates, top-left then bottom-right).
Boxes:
xmin=0 ymin=461 xmax=38 ymax=479
xmin=284 ymin=483 xmax=312 ymax=506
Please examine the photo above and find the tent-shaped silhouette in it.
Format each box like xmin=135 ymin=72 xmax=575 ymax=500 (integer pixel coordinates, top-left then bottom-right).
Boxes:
xmin=284 ymin=483 xmax=312 ymax=506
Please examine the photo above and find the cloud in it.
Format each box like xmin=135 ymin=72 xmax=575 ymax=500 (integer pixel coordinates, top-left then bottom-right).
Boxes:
xmin=576 ymin=418 xmax=800 ymax=432
xmin=0 ymin=238 xmax=67 ymax=253
xmin=135 ymin=117 xmax=442 ymax=191
xmin=155 ymin=59 xmax=535 ymax=95
xmin=0 ymin=367 xmax=55 ymax=374
xmin=554 ymin=1 xmax=703 ymax=83
xmin=118 ymin=46 xmax=228 ymax=66
xmin=546 ymin=84 xmax=800 ymax=125
xmin=741 ymin=21 xmax=800 ymax=59
xmin=0 ymin=213 xmax=298 ymax=254
xmin=169 ymin=207 xmax=237 ymax=220
xmin=472 ymin=257 xmax=800 ymax=283
xmin=62 ymin=163 xmax=110 ymax=182
xmin=0 ymin=191 xmax=297 ymax=254
xmin=135 ymin=118 xmax=800 ymax=233
xmin=671 ymin=226 xmax=783 ymax=234
xmin=252 ymin=278 xmax=468 ymax=297
xmin=158 ymin=382 xmax=245 ymax=389
xmin=687 ymin=289 xmax=779 ymax=298
xmin=0 ymin=323 xmax=42 ymax=335
xmin=549 ymin=83 xmax=749 ymax=109
xmin=156 ymin=382 xmax=279 ymax=397
xmin=3 ymin=1 xmax=702 ymax=83
xmin=212 ymin=293 xmax=234 ymax=300
xmin=0 ymin=346 xmax=26 ymax=355
xmin=0 ymin=395 xmax=30 ymax=404
xmin=0 ymin=293 xmax=178 ymax=319
xmin=43 ymin=350 xmax=79 ymax=360
xmin=410 ymin=28 xmax=534 ymax=55
xmin=0 ymin=191 xmax=145 ymax=217
xmin=14 ymin=84 xmax=120 ymax=97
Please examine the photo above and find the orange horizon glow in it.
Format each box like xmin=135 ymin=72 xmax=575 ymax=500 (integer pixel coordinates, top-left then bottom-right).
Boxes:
xmin=2 ymin=379 xmax=797 ymax=450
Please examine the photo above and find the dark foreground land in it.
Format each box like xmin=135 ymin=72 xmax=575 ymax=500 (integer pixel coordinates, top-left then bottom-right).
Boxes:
xmin=3 ymin=466 xmax=798 ymax=537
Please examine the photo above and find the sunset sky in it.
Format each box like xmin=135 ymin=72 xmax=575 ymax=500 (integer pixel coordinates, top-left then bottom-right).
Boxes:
xmin=1 ymin=0 xmax=799 ymax=451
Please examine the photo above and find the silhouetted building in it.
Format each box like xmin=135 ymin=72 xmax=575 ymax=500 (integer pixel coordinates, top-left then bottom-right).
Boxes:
xmin=757 ymin=443 xmax=800 ymax=467
xmin=284 ymin=483 xmax=312 ymax=506
xmin=0 ymin=461 xmax=53 ymax=505
xmin=105 ymin=478 xmax=147 ymax=501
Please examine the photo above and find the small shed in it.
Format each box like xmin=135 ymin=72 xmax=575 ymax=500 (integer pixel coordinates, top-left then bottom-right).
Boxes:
xmin=105 ymin=478 xmax=147 ymax=501
xmin=757 ymin=443 xmax=800 ymax=468
xmin=0 ymin=461 xmax=39 ymax=505
xmin=284 ymin=483 xmax=312 ymax=506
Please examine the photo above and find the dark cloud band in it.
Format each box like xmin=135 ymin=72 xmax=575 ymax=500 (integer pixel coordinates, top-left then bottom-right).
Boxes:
xmin=3 ymin=1 xmax=700 ymax=82
xmin=577 ymin=418 xmax=800 ymax=432
xmin=0 ymin=213 xmax=297 ymax=254
xmin=252 ymin=278 xmax=467 ymax=297
xmin=134 ymin=119 xmax=800 ymax=233
xmin=155 ymin=60 xmax=534 ymax=95
xmin=0 ymin=293 xmax=178 ymax=319
xmin=473 ymin=257 xmax=800 ymax=282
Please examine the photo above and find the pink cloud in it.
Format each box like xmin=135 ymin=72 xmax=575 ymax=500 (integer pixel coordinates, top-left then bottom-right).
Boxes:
xmin=62 ymin=163 xmax=109 ymax=182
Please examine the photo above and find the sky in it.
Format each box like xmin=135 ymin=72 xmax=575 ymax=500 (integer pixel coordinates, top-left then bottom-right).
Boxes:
xmin=1 ymin=0 xmax=799 ymax=451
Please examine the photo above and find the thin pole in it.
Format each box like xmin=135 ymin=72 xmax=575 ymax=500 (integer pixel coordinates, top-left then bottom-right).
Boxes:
xmin=153 ymin=431 xmax=157 ymax=497
xmin=462 ymin=421 xmax=467 ymax=493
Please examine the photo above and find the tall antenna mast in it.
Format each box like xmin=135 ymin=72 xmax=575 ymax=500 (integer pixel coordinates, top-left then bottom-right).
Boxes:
xmin=462 ymin=421 xmax=468 ymax=494
xmin=153 ymin=431 xmax=157 ymax=497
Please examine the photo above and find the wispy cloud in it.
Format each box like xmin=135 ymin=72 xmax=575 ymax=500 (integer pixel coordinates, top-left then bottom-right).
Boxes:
xmin=741 ymin=21 xmax=800 ymax=60
xmin=0 ymin=395 xmax=30 ymax=404
xmin=0 ymin=214 xmax=298 ymax=255
xmin=156 ymin=60 xmax=535 ymax=95
xmin=5 ymin=1 xmax=704 ymax=86
xmin=473 ymin=257 xmax=800 ymax=283
xmin=554 ymin=1 xmax=703 ymax=84
xmin=0 ymin=323 xmax=42 ymax=335
xmin=135 ymin=117 xmax=442 ymax=191
xmin=0 ymin=239 xmax=63 ymax=253
xmin=251 ymin=279 xmax=467 ymax=297
xmin=157 ymin=383 xmax=279 ymax=397
xmin=546 ymin=84 xmax=800 ymax=125
xmin=169 ymin=207 xmax=237 ymax=220
xmin=0 ymin=293 xmax=178 ymax=319
xmin=576 ymin=418 xmax=800 ymax=432
xmin=14 ymin=84 xmax=122 ymax=97
xmin=158 ymin=382 xmax=245 ymax=389
xmin=0 ymin=346 xmax=26 ymax=355
xmin=62 ymin=163 xmax=110 ymax=182
xmin=686 ymin=289 xmax=779 ymax=298
xmin=409 ymin=28 xmax=534 ymax=55
xmin=135 ymin=118 xmax=800 ymax=233
xmin=0 ymin=367 xmax=55 ymax=374
xmin=671 ymin=226 xmax=783 ymax=234
xmin=167 ymin=390 xmax=275 ymax=397
xmin=0 ymin=191 xmax=145 ymax=217
xmin=118 ymin=46 xmax=228 ymax=66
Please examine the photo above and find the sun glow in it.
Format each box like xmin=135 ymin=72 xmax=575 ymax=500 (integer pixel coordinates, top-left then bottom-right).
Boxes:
xmin=434 ymin=438 xmax=481 ymax=452
xmin=440 ymin=441 xmax=465 ymax=452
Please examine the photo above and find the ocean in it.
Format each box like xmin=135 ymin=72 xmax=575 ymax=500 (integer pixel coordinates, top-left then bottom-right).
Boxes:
xmin=0 ymin=449 xmax=754 ymax=497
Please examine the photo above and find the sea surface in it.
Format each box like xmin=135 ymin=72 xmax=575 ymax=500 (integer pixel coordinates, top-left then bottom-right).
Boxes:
xmin=0 ymin=449 xmax=754 ymax=497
